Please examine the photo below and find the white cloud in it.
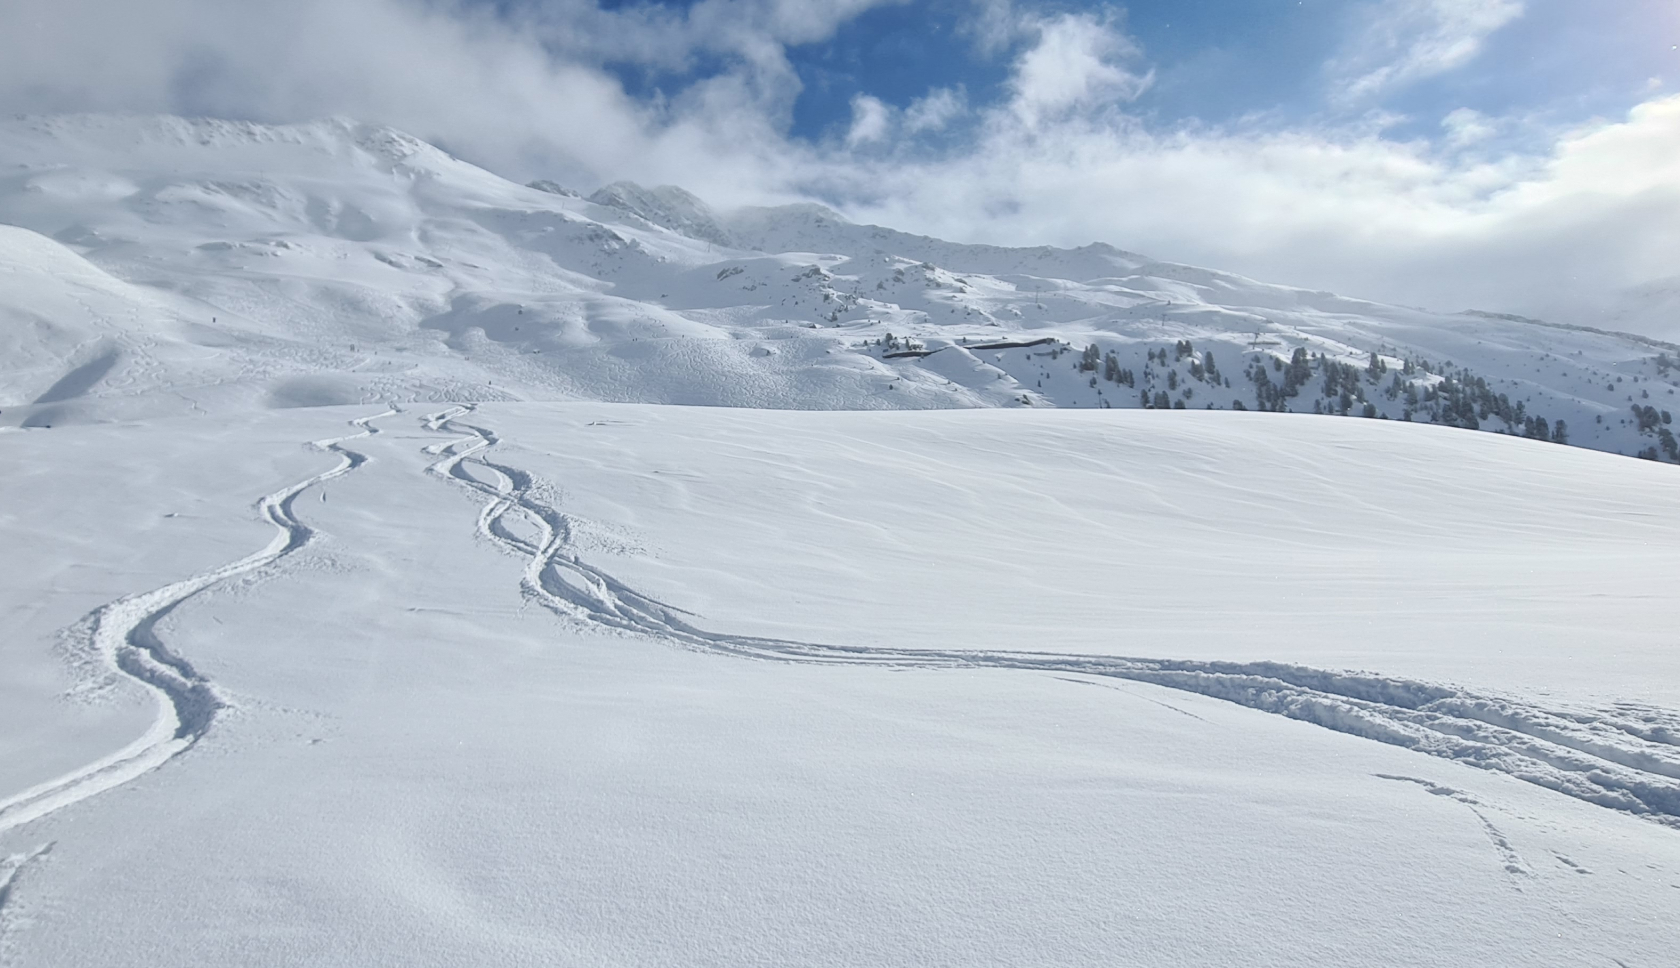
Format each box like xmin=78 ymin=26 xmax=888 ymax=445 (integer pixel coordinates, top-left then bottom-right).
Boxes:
xmin=905 ymin=87 xmax=967 ymax=133
xmin=1442 ymin=107 xmax=1496 ymax=146
xmin=841 ymin=92 xmax=1680 ymax=337
xmin=1009 ymin=13 xmax=1154 ymax=126
xmin=961 ymin=0 xmax=1032 ymax=54
xmin=843 ymin=87 xmax=968 ymax=145
xmin=845 ymin=94 xmax=892 ymax=146
xmin=1332 ymin=0 xmax=1525 ymax=103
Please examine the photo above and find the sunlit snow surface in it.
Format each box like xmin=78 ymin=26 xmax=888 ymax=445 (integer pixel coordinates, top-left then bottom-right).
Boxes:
xmin=3 ymin=404 xmax=1679 ymax=966
xmin=3 ymin=115 xmax=1680 ymax=965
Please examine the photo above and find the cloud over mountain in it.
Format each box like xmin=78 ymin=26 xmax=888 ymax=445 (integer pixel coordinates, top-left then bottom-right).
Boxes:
xmin=0 ymin=0 xmax=1675 ymax=337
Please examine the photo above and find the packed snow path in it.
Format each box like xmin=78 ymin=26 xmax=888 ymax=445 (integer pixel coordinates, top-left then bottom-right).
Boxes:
xmin=424 ymin=407 xmax=1680 ymax=828
xmin=0 ymin=411 xmax=394 ymax=836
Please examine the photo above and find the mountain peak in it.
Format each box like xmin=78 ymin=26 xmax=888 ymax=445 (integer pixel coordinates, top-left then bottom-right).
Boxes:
xmin=587 ymin=181 xmax=733 ymax=248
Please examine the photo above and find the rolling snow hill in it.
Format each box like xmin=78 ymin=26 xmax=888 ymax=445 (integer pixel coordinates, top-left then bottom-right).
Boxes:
xmin=1 ymin=114 xmax=1676 ymax=462
xmin=2 ymin=402 xmax=1679 ymax=965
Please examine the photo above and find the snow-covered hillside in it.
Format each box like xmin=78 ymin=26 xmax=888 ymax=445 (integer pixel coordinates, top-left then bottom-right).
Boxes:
xmin=4 ymin=115 xmax=1680 ymax=966
xmin=2 ymin=114 xmax=1676 ymax=462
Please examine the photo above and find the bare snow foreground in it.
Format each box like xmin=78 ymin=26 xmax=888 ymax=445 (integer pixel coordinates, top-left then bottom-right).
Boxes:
xmin=2 ymin=403 xmax=1678 ymax=966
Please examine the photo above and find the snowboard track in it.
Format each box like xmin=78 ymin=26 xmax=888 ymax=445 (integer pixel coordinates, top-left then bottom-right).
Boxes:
xmin=0 ymin=409 xmax=396 ymax=836
xmin=423 ymin=406 xmax=1680 ymax=829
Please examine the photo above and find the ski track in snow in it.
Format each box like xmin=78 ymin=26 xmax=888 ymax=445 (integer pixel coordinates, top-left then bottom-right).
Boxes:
xmin=0 ymin=410 xmax=396 ymax=836
xmin=424 ymin=406 xmax=1680 ymax=830
xmin=0 ymin=844 xmax=52 ymax=931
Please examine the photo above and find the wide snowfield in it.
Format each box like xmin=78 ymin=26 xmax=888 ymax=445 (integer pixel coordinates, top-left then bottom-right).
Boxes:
xmin=2 ymin=405 xmax=1679 ymax=966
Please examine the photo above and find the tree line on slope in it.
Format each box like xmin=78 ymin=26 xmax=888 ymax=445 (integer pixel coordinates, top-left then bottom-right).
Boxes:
xmin=1077 ymin=340 xmax=1592 ymax=452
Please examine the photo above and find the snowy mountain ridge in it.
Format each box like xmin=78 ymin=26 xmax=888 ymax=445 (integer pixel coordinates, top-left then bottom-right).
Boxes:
xmin=1 ymin=113 xmax=1676 ymax=463
xmin=588 ymin=181 xmax=736 ymax=249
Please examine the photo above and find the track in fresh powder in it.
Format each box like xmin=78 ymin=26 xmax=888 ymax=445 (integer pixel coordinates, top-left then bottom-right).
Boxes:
xmin=421 ymin=406 xmax=1680 ymax=829
xmin=0 ymin=410 xmax=395 ymax=836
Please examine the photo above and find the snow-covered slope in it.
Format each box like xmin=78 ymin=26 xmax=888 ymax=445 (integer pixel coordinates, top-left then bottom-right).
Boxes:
xmin=3 ymin=403 xmax=1679 ymax=966
xmin=2 ymin=114 xmax=1676 ymax=462
xmin=5 ymin=114 xmax=1680 ymax=966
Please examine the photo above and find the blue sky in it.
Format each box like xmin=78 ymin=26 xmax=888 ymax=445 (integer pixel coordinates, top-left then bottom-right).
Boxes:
xmin=1 ymin=0 xmax=1678 ymax=333
xmin=576 ymin=0 xmax=1678 ymax=151
xmin=774 ymin=0 xmax=1343 ymax=139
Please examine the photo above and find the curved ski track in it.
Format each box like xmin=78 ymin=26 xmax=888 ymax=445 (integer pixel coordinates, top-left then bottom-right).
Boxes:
xmin=0 ymin=410 xmax=396 ymax=836
xmin=422 ymin=407 xmax=1680 ymax=829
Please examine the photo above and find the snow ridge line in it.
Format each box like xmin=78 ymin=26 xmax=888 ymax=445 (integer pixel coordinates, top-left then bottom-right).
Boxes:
xmin=0 ymin=409 xmax=396 ymax=836
xmin=420 ymin=409 xmax=1680 ymax=828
